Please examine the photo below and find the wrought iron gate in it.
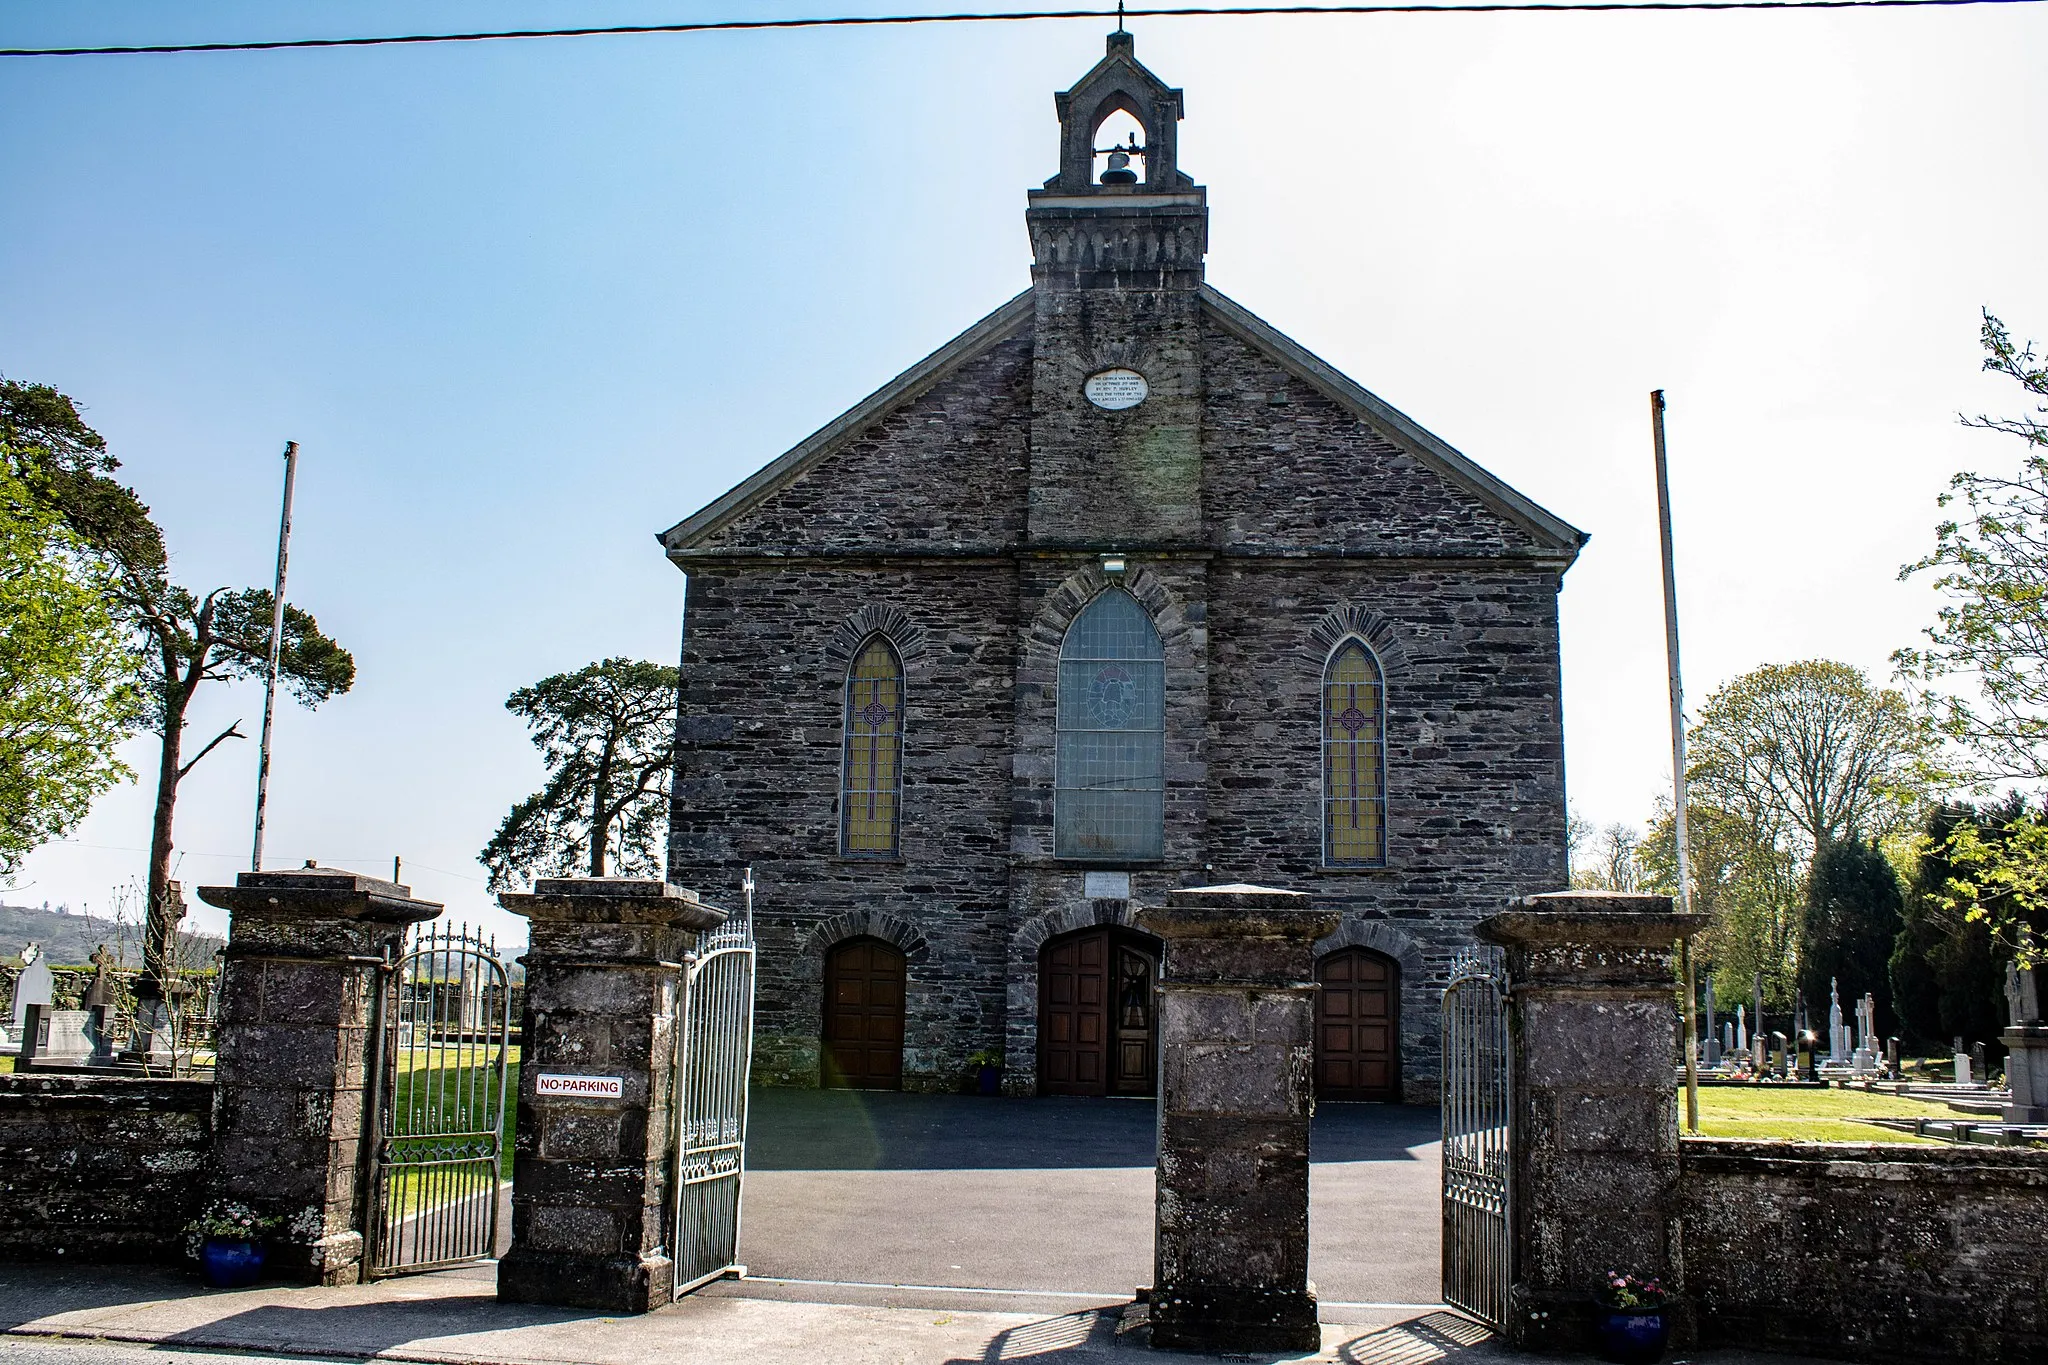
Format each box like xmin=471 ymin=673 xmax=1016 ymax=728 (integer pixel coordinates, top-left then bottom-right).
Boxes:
xmin=669 ymin=874 xmax=758 ymax=1295
xmin=1441 ymin=945 xmax=1512 ymax=1332
xmin=366 ymin=923 xmax=511 ymax=1277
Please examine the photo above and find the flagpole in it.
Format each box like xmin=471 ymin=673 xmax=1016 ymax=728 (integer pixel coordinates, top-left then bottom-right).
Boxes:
xmin=251 ymin=440 xmax=299 ymax=872
xmin=1652 ymin=392 xmax=1701 ymax=1133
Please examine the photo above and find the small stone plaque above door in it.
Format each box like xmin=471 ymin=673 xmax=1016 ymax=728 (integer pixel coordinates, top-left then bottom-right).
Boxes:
xmin=1083 ymin=870 xmax=1132 ymax=900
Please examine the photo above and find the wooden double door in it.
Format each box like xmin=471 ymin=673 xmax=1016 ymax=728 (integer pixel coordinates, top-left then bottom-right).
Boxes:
xmin=1315 ymin=946 xmax=1401 ymax=1101
xmin=822 ymin=937 xmax=905 ymax=1090
xmin=1039 ymin=927 xmax=1159 ymax=1097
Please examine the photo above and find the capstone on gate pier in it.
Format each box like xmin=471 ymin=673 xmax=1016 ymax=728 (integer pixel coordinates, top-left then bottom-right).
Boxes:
xmin=660 ymin=32 xmax=1584 ymax=1102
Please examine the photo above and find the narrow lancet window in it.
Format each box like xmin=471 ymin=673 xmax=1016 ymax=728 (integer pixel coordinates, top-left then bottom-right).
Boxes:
xmin=1055 ymin=589 xmax=1165 ymax=861
xmin=1323 ymin=640 xmax=1387 ymax=867
xmin=841 ymin=636 xmax=904 ymax=857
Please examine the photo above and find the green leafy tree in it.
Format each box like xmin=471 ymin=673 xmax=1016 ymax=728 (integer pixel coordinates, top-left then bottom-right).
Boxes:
xmin=1896 ymin=311 xmax=2048 ymax=784
xmin=1799 ymin=838 xmax=1905 ymax=1036
xmin=1689 ymin=660 xmax=1927 ymax=857
xmin=480 ymin=658 xmax=679 ymax=891
xmin=4 ymin=380 xmax=353 ymax=982
xmin=1892 ymin=800 xmax=2024 ymax=1048
xmin=1642 ymin=801 xmax=1804 ymax=1008
xmin=0 ymin=465 xmax=141 ymax=872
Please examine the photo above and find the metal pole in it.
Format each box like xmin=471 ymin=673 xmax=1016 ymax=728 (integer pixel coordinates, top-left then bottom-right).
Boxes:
xmin=1652 ymin=392 xmax=1701 ymax=1133
xmin=251 ymin=440 xmax=299 ymax=872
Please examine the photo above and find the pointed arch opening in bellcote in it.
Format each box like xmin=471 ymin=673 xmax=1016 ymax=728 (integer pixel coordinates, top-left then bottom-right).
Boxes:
xmin=1090 ymin=105 xmax=1149 ymax=186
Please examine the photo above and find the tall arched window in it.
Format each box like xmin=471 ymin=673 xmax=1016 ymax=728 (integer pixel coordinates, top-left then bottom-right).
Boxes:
xmin=841 ymin=636 xmax=903 ymax=857
xmin=1056 ymin=589 xmax=1164 ymax=861
xmin=1323 ymin=640 xmax=1387 ymax=867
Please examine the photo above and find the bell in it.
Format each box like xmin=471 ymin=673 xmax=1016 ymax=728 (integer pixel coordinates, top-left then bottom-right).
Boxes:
xmin=1100 ymin=147 xmax=1138 ymax=186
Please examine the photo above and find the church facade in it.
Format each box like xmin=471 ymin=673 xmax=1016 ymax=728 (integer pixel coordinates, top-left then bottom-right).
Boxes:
xmin=662 ymin=34 xmax=1583 ymax=1102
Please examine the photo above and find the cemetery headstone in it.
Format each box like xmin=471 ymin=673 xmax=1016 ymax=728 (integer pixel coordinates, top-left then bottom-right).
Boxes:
xmin=1972 ymin=1041 xmax=1988 ymax=1085
xmin=1829 ymin=979 xmax=1847 ymax=1063
xmin=1736 ymin=1004 xmax=1748 ymax=1052
xmin=2003 ymin=964 xmax=2048 ymax=1122
xmin=11 ymin=944 xmax=52 ymax=1035
xmin=21 ymin=1006 xmax=95 ymax=1068
xmin=1702 ymin=980 xmax=1719 ymax=1066
xmin=1954 ymin=1037 xmax=1972 ymax=1086
xmin=1886 ymin=1036 xmax=1900 ymax=1078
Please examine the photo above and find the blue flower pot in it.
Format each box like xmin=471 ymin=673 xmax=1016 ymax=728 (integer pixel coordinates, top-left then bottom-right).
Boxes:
xmin=200 ymin=1237 xmax=264 ymax=1289
xmin=1595 ymin=1307 xmax=1670 ymax=1365
xmin=976 ymin=1065 xmax=1001 ymax=1096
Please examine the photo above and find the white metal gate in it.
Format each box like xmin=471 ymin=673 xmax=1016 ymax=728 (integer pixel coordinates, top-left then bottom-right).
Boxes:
xmin=669 ymin=873 xmax=758 ymax=1295
xmin=366 ymin=923 xmax=511 ymax=1277
xmin=1441 ymin=944 xmax=1512 ymax=1332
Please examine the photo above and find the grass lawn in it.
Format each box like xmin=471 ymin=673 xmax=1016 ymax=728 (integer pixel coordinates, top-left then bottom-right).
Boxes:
xmin=1687 ymin=1084 xmax=1949 ymax=1143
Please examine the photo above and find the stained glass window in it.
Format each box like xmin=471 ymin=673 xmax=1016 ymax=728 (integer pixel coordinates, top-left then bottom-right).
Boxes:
xmin=841 ymin=636 xmax=903 ymax=857
xmin=1055 ymin=590 xmax=1164 ymax=861
xmin=1323 ymin=640 xmax=1387 ymax=866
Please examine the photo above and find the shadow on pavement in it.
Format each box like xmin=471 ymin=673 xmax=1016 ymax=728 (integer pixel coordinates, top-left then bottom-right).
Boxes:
xmin=0 ymin=1264 xmax=200 ymax=1328
xmin=151 ymin=1295 xmax=593 ymax=1357
xmin=747 ymin=1089 xmax=1434 ymax=1171
xmin=935 ymin=1307 xmax=1497 ymax=1363
xmin=1334 ymin=1312 xmax=1503 ymax=1364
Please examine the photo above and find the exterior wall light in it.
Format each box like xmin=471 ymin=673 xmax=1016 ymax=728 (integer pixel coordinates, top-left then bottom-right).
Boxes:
xmin=1101 ymin=555 xmax=1127 ymax=578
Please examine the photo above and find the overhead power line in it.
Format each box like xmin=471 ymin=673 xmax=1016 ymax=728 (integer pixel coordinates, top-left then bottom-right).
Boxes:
xmin=1 ymin=0 xmax=2040 ymax=59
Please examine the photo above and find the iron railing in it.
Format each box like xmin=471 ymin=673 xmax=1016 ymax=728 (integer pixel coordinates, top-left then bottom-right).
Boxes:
xmin=669 ymin=881 xmax=757 ymax=1295
xmin=1442 ymin=944 xmax=1512 ymax=1333
xmin=365 ymin=923 xmax=511 ymax=1277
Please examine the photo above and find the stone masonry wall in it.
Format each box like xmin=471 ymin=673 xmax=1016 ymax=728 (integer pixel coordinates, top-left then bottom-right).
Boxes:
xmin=0 ymin=1074 xmax=212 ymax=1262
xmin=1681 ymin=1138 xmax=2048 ymax=1365
xmin=669 ymin=299 xmax=1573 ymax=1097
xmin=670 ymin=560 xmax=1020 ymax=1091
xmin=1208 ymin=560 xmax=1567 ymax=1100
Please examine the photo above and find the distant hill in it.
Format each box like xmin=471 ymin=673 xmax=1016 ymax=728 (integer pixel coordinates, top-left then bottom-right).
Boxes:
xmin=0 ymin=902 xmax=224 ymax=968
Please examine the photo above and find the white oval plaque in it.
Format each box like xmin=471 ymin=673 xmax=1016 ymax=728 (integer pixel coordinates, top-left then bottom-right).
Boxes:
xmin=1084 ymin=368 xmax=1148 ymax=411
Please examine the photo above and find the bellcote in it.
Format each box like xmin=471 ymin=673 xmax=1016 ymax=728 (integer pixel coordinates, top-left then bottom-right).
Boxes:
xmin=1042 ymin=30 xmax=1195 ymax=195
xmin=1026 ymin=31 xmax=1208 ymax=288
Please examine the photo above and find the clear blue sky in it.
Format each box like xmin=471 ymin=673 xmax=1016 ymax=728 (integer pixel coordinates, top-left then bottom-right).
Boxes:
xmin=5 ymin=1 xmax=2046 ymax=949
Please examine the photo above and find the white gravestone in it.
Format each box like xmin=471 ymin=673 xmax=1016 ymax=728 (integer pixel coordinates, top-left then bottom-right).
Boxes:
xmin=11 ymin=946 xmax=53 ymax=1034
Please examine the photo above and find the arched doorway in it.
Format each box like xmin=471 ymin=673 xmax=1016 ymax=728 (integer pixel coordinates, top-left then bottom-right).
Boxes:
xmin=1316 ymin=947 xmax=1400 ymax=1101
xmin=822 ymin=937 xmax=905 ymax=1090
xmin=1039 ymin=927 xmax=1159 ymax=1096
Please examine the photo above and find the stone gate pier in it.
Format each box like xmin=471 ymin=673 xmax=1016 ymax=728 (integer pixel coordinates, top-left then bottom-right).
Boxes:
xmin=1478 ymin=890 xmax=1706 ymax=1353
xmin=496 ymin=878 xmax=726 ymax=1313
xmin=198 ymin=867 xmax=443 ymax=1285
xmin=1136 ymin=883 xmax=1338 ymax=1354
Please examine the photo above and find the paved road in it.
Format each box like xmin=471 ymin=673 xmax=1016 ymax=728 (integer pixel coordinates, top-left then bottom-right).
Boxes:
xmin=738 ymin=1089 xmax=1442 ymax=1307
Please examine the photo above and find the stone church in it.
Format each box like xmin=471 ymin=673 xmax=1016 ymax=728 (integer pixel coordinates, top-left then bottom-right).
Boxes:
xmin=662 ymin=33 xmax=1583 ymax=1102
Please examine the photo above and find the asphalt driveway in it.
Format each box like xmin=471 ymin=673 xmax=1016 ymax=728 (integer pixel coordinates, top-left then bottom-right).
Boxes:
xmin=738 ymin=1089 xmax=1442 ymax=1309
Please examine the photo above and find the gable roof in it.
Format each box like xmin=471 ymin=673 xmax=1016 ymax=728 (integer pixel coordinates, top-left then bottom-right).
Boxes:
xmin=1198 ymin=285 xmax=1586 ymax=556
xmin=659 ymin=289 xmax=1035 ymax=556
xmin=661 ymin=285 xmax=1586 ymax=561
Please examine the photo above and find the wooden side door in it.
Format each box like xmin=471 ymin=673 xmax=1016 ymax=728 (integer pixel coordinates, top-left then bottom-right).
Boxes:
xmin=1039 ymin=929 xmax=1110 ymax=1095
xmin=1316 ymin=947 xmax=1400 ymax=1101
xmin=822 ymin=938 xmax=905 ymax=1090
xmin=1111 ymin=941 xmax=1158 ymax=1096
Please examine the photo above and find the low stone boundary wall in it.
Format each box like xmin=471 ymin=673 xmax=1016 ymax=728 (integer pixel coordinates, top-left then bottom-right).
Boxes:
xmin=0 ymin=1074 xmax=213 ymax=1262
xmin=1681 ymin=1137 xmax=2048 ymax=1365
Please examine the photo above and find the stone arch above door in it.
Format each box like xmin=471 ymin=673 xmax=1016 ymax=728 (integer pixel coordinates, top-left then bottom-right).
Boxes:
xmin=1314 ymin=916 xmax=1424 ymax=979
xmin=802 ymin=910 xmax=930 ymax=967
